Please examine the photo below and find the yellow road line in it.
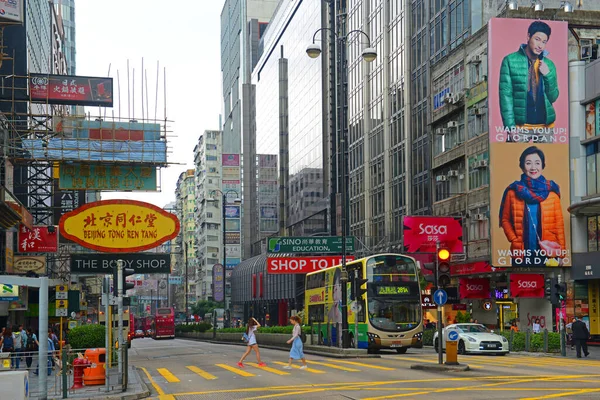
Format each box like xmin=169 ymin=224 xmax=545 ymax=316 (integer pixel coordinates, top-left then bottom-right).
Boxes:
xmin=186 ymin=365 xmax=217 ymax=380
xmin=140 ymin=367 xmax=175 ymax=400
xmin=246 ymin=362 xmax=291 ymax=376
xmin=335 ymin=360 xmax=395 ymax=371
xmin=215 ymin=363 xmax=255 ymax=377
xmin=520 ymin=388 xmax=600 ymax=400
xmin=306 ymin=360 xmax=361 ymax=372
xmin=245 ymin=388 xmax=330 ymax=399
xmin=157 ymin=368 xmax=180 ymax=383
xmin=272 ymin=361 xmax=326 ymax=373
xmin=391 ymin=356 xmax=484 ymax=369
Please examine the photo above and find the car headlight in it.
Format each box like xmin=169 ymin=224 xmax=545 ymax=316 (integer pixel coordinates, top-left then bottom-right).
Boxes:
xmin=502 ymin=337 xmax=508 ymax=343
xmin=465 ymin=336 xmax=477 ymax=342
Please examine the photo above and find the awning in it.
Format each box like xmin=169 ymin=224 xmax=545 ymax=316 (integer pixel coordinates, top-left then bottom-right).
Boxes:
xmin=568 ymin=197 xmax=600 ymax=216
xmin=0 ymin=186 xmax=32 ymax=230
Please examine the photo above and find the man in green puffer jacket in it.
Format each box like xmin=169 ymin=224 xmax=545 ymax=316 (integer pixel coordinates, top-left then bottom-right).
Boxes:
xmin=499 ymin=21 xmax=559 ymax=131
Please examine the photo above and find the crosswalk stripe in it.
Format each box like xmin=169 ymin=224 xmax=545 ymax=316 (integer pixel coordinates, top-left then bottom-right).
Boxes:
xmin=186 ymin=366 xmax=217 ymax=380
xmin=215 ymin=363 xmax=255 ymax=377
xmin=157 ymin=368 xmax=180 ymax=383
xmin=246 ymin=362 xmax=291 ymax=375
xmin=306 ymin=360 xmax=361 ymax=372
xmin=335 ymin=360 xmax=395 ymax=371
xmin=272 ymin=361 xmax=326 ymax=373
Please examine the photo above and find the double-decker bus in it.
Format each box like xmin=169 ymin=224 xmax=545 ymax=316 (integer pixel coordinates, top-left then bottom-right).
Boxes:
xmin=305 ymin=253 xmax=423 ymax=353
xmin=99 ymin=307 xmax=132 ymax=348
xmin=152 ymin=307 xmax=175 ymax=339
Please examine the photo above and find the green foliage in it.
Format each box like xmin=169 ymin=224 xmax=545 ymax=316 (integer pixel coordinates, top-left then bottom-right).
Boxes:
xmin=455 ymin=311 xmax=472 ymax=323
xmin=68 ymin=324 xmax=105 ymax=350
xmin=175 ymin=323 xmax=212 ymax=333
xmin=219 ymin=325 xmax=311 ymax=334
xmin=422 ymin=328 xmax=435 ymax=346
xmin=190 ymin=300 xmax=221 ymax=318
xmin=497 ymin=331 xmax=561 ymax=353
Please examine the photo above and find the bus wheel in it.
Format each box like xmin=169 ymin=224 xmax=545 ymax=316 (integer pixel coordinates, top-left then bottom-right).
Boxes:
xmin=434 ymin=338 xmax=439 ymax=353
xmin=395 ymin=348 xmax=407 ymax=354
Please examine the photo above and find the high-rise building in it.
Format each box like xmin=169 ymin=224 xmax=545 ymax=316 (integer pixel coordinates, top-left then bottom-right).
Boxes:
xmin=194 ymin=131 xmax=224 ymax=301
xmin=55 ymin=0 xmax=76 ymax=76
xmin=175 ymin=169 xmax=197 ymax=306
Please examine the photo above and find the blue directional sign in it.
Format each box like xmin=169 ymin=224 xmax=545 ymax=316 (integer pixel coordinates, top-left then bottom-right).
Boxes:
xmin=433 ymin=289 xmax=448 ymax=305
xmin=448 ymin=330 xmax=459 ymax=341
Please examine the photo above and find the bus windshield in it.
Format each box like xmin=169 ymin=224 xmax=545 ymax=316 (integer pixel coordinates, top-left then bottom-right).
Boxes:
xmin=366 ymin=255 xmax=421 ymax=332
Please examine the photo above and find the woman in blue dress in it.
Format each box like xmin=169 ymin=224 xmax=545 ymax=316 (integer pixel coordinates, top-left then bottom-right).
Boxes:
xmin=284 ymin=315 xmax=307 ymax=369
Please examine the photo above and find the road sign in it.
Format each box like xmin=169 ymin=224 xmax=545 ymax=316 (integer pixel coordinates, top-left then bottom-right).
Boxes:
xmin=55 ymin=308 xmax=68 ymax=317
xmin=56 ymin=299 xmax=68 ymax=309
xmin=447 ymin=330 xmax=459 ymax=341
xmin=267 ymin=236 xmax=355 ymax=254
xmin=450 ymin=253 xmax=466 ymax=262
xmin=433 ymin=289 xmax=448 ymax=305
xmin=482 ymin=301 xmax=493 ymax=311
xmin=56 ymin=284 xmax=68 ymax=300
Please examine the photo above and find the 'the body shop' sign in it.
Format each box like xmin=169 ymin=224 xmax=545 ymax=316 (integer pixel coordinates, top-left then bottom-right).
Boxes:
xmin=509 ymin=273 xmax=544 ymax=298
xmin=402 ymin=216 xmax=463 ymax=253
xmin=267 ymin=256 xmax=356 ymax=274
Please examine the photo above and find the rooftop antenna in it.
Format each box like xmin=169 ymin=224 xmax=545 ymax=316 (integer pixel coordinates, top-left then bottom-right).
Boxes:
xmin=141 ymin=58 xmax=145 ymax=121
xmin=127 ymin=59 xmax=131 ymax=120
xmin=155 ymin=61 xmax=159 ymax=122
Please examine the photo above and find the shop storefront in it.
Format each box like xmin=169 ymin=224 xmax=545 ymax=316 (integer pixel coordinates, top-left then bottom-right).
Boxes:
xmin=571 ymin=253 xmax=600 ymax=339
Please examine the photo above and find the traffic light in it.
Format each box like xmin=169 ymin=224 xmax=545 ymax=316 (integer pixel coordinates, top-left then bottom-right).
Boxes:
xmin=437 ymin=248 xmax=451 ymax=288
xmin=113 ymin=267 xmax=136 ymax=296
xmin=422 ymin=262 xmax=437 ymax=286
xmin=354 ymin=277 xmax=368 ymax=301
xmin=545 ymin=277 xmax=558 ymax=305
xmin=556 ymin=282 xmax=567 ymax=304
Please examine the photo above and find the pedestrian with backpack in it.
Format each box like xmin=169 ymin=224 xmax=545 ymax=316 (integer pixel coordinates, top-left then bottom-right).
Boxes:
xmin=1 ymin=328 xmax=16 ymax=369
xmin=25 ymin=328 xmax=39 ymax=370
xmin=284 ymin=316 xmax=307 ymax=369
xmin=237 ymin=317 xmax=266 ymax=368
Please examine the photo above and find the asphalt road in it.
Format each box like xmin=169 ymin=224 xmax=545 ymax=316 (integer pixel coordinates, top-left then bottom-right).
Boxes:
xmin=132 ymin=337 xmax=600 ymax=400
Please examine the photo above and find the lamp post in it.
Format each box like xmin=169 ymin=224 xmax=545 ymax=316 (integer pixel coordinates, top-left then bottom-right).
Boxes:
xmin=307 ymin=21 xmax=376 ymax=348
xmin=208 ymin=189 xmax=241 ymax=322
xmin=184 ymin=241 xmax=189 ymax=324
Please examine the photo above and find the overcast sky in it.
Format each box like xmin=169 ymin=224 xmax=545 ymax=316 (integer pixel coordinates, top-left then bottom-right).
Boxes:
xmin=75 ymin=0 xmax=224 ymax=207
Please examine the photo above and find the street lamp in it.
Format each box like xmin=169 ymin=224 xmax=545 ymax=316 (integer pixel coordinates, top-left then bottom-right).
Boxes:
xmin=208 ymin=189 xmax=241 ymax=321
xmin=307 ymin=26 xmax=376 ymax=348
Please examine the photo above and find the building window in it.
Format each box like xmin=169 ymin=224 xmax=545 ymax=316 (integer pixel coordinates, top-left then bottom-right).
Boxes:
xmin=588 ymin=216 xmax=599 ymax=252
xmin=468 ymin=153 xmax=489 ymax=190
xmin=586 ymin=142 xmax=600 ymax=196
xmin=469 ymin=205 xmax=489 ymax=241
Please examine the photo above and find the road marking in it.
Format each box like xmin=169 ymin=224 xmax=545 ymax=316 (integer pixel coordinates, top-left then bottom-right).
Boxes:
xmin=335 ymin=360 xmax=395 ymax=371
xmin=306 ymin=360 xmax=361 ymax=372
xmin=520 ymin=388 xmax=600 ymax=400
xmin=272 ymin=361 xmax=326 ymax=373
xmin=215 ymin=363 xmax=255 ymax=377
xmin=140 ymin=367 xmax=175 ymax=400
xmin=245 ymin=388 xmax=330 ymax=399
xmin=391 ymin=356 xmax=484 ymax=369
xmin=157 ymin=368 xmax=180 ymax=383
xmin=246 ymin=362 xmax=291 ymax=375
xmin=186 ymin=365 xmax=217 ymax=380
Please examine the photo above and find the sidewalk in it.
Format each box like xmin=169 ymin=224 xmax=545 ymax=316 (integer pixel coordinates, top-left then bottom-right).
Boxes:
xmin=25 ymin=366 xmax=150 ymax=400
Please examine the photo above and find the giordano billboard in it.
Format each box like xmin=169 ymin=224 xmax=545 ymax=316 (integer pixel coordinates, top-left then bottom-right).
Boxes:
xmin=488 ymin=18 xmax=571 ymax=268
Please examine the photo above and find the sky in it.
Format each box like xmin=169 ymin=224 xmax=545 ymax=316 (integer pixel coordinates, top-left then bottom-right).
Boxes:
xmin=75 ymin=0 xmax=225 ymax=208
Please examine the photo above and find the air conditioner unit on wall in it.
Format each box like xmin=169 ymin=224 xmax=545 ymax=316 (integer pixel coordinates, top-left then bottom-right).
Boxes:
xmin=451 ymin=93 xmax=463 ymax=104
xmin=447 ymin=121 xmax=458 ymax=128
xmin=436 ymin=128 xmax=448 ymax=135
xmin=443 ymin=93 xmax=453 ymax=103
xmin=476 ymin=160 xmax=488 ymax=169
xmin=436 ymin=175 xmax=448 ymax=182
xmin=447 ymin=170 xmax=459 ymax=177
xmin=469 ymin=54 xmax=482 ymax=64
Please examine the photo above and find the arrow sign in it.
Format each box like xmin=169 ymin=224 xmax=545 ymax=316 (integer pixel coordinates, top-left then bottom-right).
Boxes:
xmin=448 ymin=330 xmax=459 ymax=341
xmin=433 ymin=289 xmax=447 ymax=305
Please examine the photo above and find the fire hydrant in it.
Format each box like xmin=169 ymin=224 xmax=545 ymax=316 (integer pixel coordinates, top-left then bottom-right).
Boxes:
xmin=72 ymin=357 xmax=91 ymax=389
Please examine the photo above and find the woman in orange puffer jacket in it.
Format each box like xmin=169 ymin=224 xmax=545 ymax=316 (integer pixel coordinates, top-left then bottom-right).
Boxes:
xmin=499 ymin=146 xmax=565 ymax=266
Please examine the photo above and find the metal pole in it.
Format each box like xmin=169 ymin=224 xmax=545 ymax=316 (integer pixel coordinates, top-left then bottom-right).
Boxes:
xmin=436 ymin=241 xmax=443 ymax=365
xmin=117 ymin=260 xmax=124 ymax=383
xmin=103 ymin=275 xmax=110 ymax=393
xmin=222 ymin=193 xmax=228 ymax=316
xmin=185 ymin=242 xmax=189 ymax=324
xmin=39 ymin=277 xmax=48 ymax=400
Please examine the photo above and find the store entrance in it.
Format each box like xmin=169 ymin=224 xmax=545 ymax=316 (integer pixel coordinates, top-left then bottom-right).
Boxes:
xmin=497 ymin=301 xmax=518 ymax=331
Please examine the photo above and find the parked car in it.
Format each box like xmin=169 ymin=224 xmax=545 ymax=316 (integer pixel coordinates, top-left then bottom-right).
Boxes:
xmin=146 ymin=329 xmax=154 ymax=337
xmin=433 ymin=323 xmax=509 ymax=355
xmin=134 ymin=330 xmax=145 ymax=339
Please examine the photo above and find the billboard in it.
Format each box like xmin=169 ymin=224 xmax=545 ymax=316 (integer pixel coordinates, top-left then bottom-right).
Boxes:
xmin=0 ymin=0 xmax=23 ymax=23
xmin=9 ymin=256 xmax=47 ymax=275
xmin=488 ymin=18 xmax=571 ymax=267
xmin=53 ymin=180 xmax=86 ymax=228
xmin=29 ymin=74 xmax=114 ymax=107
xmin=212 ymin=264 xmax=225 ymax=302
xmin=402 ymin=216 xmax=463 ymax=253
xmin=267 ymin=256 xmax=356 ymax=274
xmin=59 ymin=199 xmax=180 ymax=252
xmin=59 ymin=163 xmax=157 ymax=191
xmin=17 ymin=225 xmax=58 ymax=253
xmin=70 ymin=253 xmax=171 ymax=274
xmin=222 ymin=154 xmax=240 ymax=166
xmin=509 ymin=273 xmax=544 ymax=298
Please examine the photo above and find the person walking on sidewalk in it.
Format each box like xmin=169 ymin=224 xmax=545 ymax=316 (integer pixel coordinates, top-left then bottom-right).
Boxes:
xmin=572 ymin=316 xmax=590 ymax=358
xmin=284 ymin=316 xmax=307 ymax=370
xmin=24 ymin=328 xmax=38 ymax=370
xmin=237 ymin=317 xmax=266 ymax=368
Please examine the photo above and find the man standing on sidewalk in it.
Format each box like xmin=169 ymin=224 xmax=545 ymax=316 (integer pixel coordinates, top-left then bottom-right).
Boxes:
xmin=571 ymin=316 xmax=590 ymax=358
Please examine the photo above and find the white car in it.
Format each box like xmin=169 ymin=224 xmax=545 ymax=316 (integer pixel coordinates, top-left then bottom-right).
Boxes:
xmin=433 ymin=323 xmax=509 ymax=355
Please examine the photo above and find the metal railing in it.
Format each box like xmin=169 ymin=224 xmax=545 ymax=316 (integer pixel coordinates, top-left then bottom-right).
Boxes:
xmin=0 ymin=345 xmax=128 ymax=399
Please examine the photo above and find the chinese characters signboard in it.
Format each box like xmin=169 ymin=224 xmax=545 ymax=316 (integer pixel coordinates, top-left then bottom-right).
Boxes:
xmin=9 ymin=256 xmax=46 ymax=275
xmin=17 ymin=225 xmax=58 ymax=253
xmin=267 ymin=236 xmax=355 ymax=254
xmin=402 ymin=216 xmax=463 ymax=253
xmin=59 ymin=163 xmax=156 ymax=191
xmin=59 ymin=199 xmax=180 ymax=253
xmin=30 ymin=74 xmax=113 ymax=107
xmin=212 ymin=264 xmax=225 ymax=302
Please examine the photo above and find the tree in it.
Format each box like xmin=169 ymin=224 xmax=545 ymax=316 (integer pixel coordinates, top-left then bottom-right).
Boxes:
xmin=190 ymin=300 xmax=219 ymax=319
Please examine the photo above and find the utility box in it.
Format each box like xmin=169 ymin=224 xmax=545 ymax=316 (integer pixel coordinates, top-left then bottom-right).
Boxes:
xmin=0 ymin=370 xmax=29 ymax=399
